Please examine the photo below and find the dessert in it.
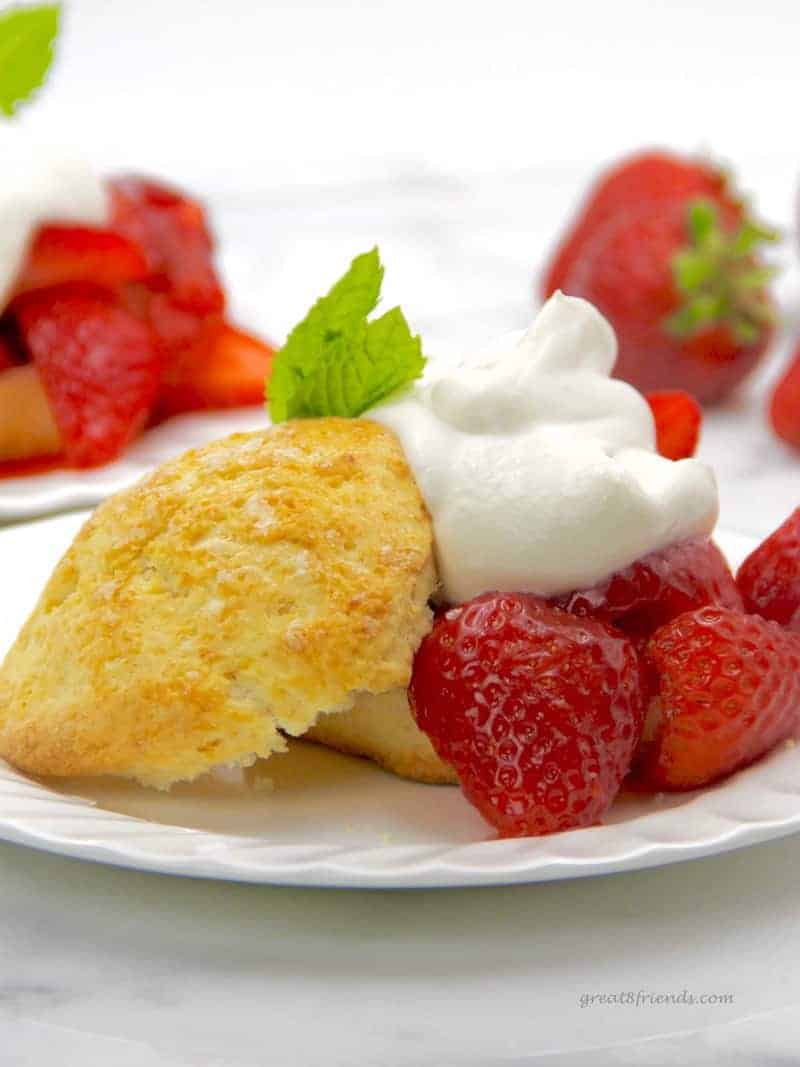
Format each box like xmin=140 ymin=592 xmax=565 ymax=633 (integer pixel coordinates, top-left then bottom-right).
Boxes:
xmin=542 ymin=150 xmax=778 ymax=403
xmin=1 ymin=251 xmax=799 ymax=838
xmin=0 ymin=140 xmax=274 ymax=473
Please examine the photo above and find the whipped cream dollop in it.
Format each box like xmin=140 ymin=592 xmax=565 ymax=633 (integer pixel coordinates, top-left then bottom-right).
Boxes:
xmin=370 ymin=292 xmax=719 ymax=604
xmin=0 ymin=133 xmax=107 ymax=305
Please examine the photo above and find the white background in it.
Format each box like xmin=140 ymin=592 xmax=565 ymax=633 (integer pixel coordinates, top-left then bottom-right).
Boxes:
xmin=4 ymin=1 xmax=800 ymax=1063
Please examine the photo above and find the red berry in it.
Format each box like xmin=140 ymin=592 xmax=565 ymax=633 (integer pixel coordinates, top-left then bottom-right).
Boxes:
xmin=770 ymin=344 xmax=800 ymax=448
xmin=108 ymin=176 xmax=225 ymax=316
xmin=13 ymin=284 xmax=162 ymax=468
xmin=646 ymin=390 xmax=702 ymax=460
xmin=409 ymin=593 xmax=645 ymax=837
xmin=737 ymin=509 xmax=800 ymax=631
xmin=158 ymin=320 xmax=275 ymax=416
xmin=636 ymin=607 xmax=800 ymax=790
xmin=561 ymin=197 xmax=775 ymax=404
xmin=552 ymin=538 xmax=742 ymax=643
xmin=13 ymin=224 xmax=149 ymax=297
xmin=543 ymin=151 xmax=740 ymax=299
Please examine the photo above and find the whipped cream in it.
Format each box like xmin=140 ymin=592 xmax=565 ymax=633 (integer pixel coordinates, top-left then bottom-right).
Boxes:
xmin=370 ymin=292 xmax=719 ymax=603
xmin=0 ymin=134 xmax=107 ymax=305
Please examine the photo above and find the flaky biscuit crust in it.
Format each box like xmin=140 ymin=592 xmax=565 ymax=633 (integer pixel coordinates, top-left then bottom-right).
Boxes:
xmin=0 ymin=419 xmax=435 ymax=788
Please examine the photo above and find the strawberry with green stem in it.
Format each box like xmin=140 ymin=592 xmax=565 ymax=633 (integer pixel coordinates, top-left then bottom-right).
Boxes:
xmin=559 ymin=194 xmax=778 ymax=404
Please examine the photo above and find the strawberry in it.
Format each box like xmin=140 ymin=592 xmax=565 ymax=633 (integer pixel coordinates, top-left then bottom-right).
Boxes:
xmin=13 ymin=284 xmax=162 ymax=468
xmin=13 ymin=224 xmax=149 ymax=296
xmin=543 ymin=150 xmax=742 ymax=298
xmin=108 ymin=176 xmax=225 ymax=315
xmin=737 ymin=509 xmax=800 ymax=631
xmin=409 ymin=593 xmax=645 ymax=837
xmin=552 ymin=538 xmax=742 ymax=644
xmin=559 ymin=196 xmax=777 ymax=403
xmin=769 ymin=342 xmax=800 ymax=448
xmin=646 ymin=390 xmax=702 ymax=460
xmin=636 ymin=607 xmax=800 ymax=790
xmin=157 ymin=320 xmax=274 ymax=416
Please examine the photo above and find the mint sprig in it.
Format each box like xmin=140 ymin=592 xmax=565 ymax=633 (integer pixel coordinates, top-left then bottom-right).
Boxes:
xmin=0 ymin=2 xmax=60 ymax=117
xmin=268 ymin=248 xmax=425 ymax=423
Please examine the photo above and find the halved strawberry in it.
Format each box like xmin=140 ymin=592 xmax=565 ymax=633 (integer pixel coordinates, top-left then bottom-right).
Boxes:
xmin=158 ymin=320 xmax=274 ymax=417
xmin=636 ymin=607 xmax=800 ymax=790
xmin=108 ymin=176 xmax=225 ymax=315
xmin=737 ymin=509 xmax=800 ymax=630
xmin=13 ymin=284 xmax=162 ymax=468
xmin=13 ymin=225 xmax=150 ymax=296
xmin=646 ymin=390 xmax=702 ymax=460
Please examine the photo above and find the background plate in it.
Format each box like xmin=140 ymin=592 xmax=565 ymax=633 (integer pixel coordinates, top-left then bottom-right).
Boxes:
xmin=0 ymin=409 xmax=268 ymax=525
xmin=1 ymin=519 xmax=796 ymax=889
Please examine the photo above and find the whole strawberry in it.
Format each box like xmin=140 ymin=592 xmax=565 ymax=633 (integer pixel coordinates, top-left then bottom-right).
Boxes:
xmin=636 ymin=607 xmax=800 ymax=790
xmin=737 ymin=509 xmax=800 ymax=631
xmin=770 ymin=342 xmax=800 ymax=448
xmin=409 ymin=593 xmax=645 ymax=837
xmin=543 ymin=150 xmax=742 ymax=298
xmin=558 ymin=196 xmax=777 ymax=403
xmin=542 ymin=149 xmax=778 ymax=404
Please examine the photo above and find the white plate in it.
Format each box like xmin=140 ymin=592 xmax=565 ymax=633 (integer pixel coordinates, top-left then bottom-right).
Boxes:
xmin=0 ymin=408 xmax=269 ymax=524
xmin=1 ymin=519 xmax=797 ymax=889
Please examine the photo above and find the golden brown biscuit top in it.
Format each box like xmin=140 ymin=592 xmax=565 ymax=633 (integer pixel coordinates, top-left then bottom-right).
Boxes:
xmin=0 ymin=418 xmax=436 ymax=787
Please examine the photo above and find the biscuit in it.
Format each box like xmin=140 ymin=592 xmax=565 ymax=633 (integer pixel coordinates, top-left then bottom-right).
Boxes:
xmin=307 ymin=688 xmax=457 ymax=784
xmin=0 ymin=419 xmax=437 ymax=788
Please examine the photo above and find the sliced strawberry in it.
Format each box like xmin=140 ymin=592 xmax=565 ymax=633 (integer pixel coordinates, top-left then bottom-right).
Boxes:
xmin=108 ymin=176 xmax=225 ymax=315
xmin=636 ymin=607 xmax=800 ymax=790
xmin=158 ymin=320 xmax=275 ymax=417
xmin=13 ymin=225 xmax=150 ymax=296
xmin=13 ymin=284 xmax=162 ymax=468
xmin=737 ymin=509 xmax=800 ymax=631
xmin=646 ymin=390 xmax=702 ymax=460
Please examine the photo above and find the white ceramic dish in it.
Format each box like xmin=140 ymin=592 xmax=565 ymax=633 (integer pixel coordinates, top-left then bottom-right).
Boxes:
xmin=0 ymin=518 xmax=795 ymax=889
xmin=0 ymin=408 xmax=268 ymax=524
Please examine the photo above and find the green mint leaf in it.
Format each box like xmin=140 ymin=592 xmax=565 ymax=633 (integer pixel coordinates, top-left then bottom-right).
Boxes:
xmin=0 ymin=2 xmax=60 ymax=117
xmin=268 ymin=248 xmax=425 ymax=423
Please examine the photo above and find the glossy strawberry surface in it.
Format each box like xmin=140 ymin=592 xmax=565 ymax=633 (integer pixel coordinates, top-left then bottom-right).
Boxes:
xmin=637 ymin=606 xmax=800 ymax=790
xmin=737 ymin=509 xmax=800 ymax=631
xmin=410 ymin=593 xmax=645 ymax=836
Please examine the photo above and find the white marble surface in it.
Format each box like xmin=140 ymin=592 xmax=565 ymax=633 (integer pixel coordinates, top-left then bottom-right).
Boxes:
xmin=4 ymin=0 xmax=800 ymax=1062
